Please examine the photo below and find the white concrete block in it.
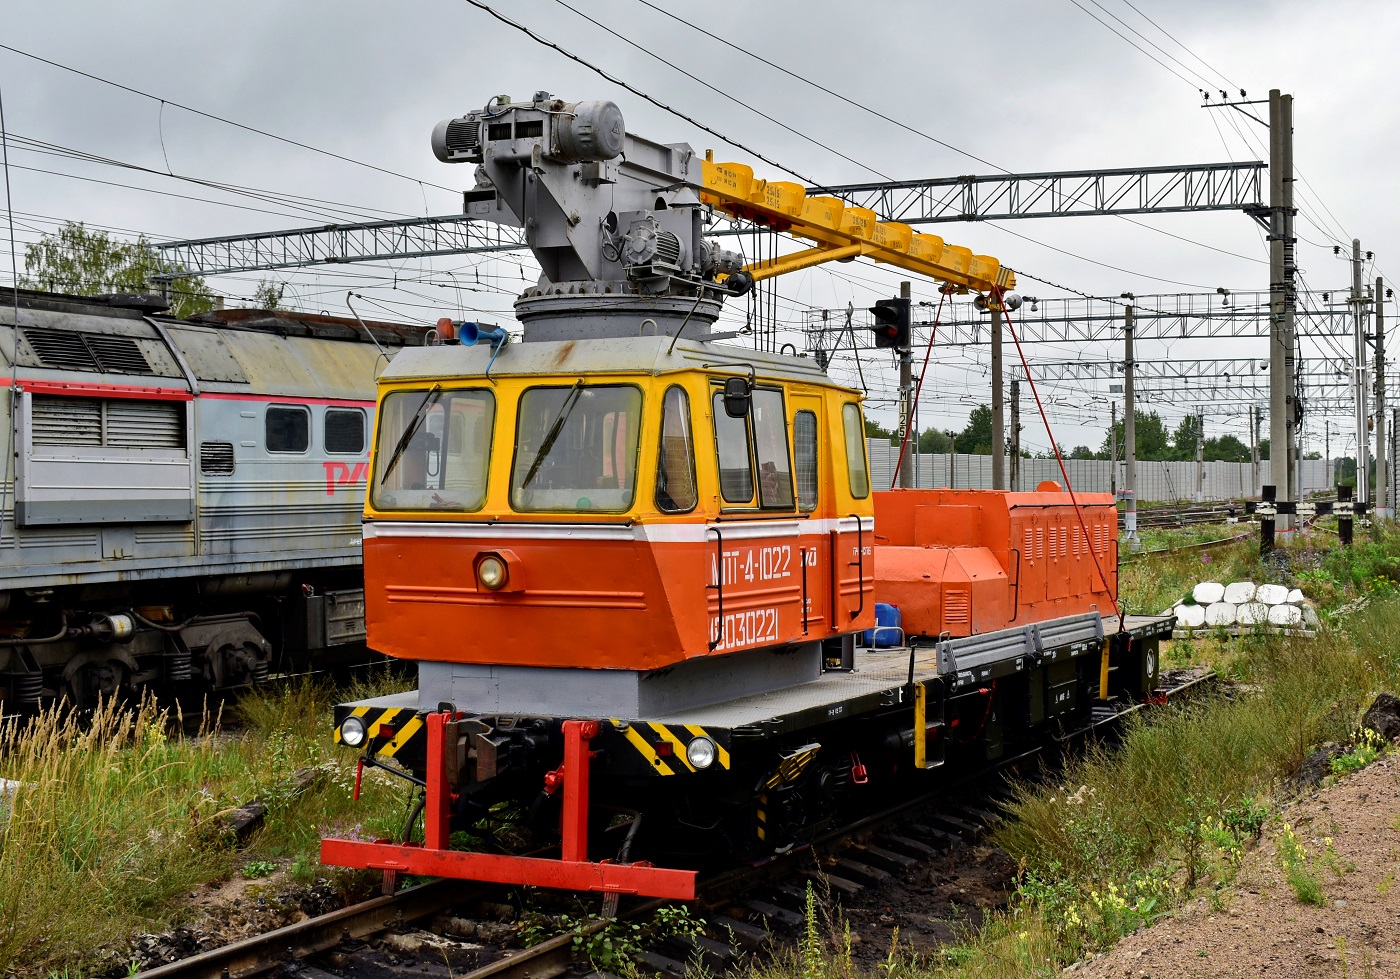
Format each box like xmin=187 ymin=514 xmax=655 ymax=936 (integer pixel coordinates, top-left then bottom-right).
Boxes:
xmin=1223 ymin=581 xmax=1256 ymax=604
xmin=1287 ymin=588 xmax=1306 ymax=604
xmin=1268 ymin=604 xmax=1304 ymax=627
xmin=1237 ymin=602 xmax=1269 ymax=625
xmin=1205 ymin=602 xmax=1237 ymax=626
xmin=1256 ymin=583 xmax=1290 ymax=606
xmin=1176 ymin=604 xmax=1207 ymax=629
xmin=1193 ymin=581 xmax=1226 ymax=605
xmin=1302 ymin=605 xmax=1320 ymax=628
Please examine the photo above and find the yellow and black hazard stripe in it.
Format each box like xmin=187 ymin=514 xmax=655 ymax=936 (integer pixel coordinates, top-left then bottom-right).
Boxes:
xmin=610 ymin=720 xmax=731 ymax=775
xmin=334 ymin=705 xmax=426 ymax=761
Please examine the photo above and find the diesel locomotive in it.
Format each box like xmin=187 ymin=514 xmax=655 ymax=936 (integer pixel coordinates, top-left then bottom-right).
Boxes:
xmin=322 ymin=94 xmax=1172 ymax=899
xmin=0 ymin=289 xmax=427 ymax=709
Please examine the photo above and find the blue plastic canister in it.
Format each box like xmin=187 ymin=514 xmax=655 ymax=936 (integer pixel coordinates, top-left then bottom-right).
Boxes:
xmin=861 ymin=603 xmax=903 ymax=648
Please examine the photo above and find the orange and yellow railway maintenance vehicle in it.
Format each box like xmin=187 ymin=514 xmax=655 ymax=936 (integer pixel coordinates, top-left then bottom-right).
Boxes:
xmin=321 ymin=94 xmax=1172 ymax=899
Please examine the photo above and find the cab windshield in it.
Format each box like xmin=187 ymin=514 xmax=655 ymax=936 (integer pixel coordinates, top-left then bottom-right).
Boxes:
xmin=511 ymin=384 xmax=642 ymax=512
xmin=371 ymin=388 xmax=495 ymax=511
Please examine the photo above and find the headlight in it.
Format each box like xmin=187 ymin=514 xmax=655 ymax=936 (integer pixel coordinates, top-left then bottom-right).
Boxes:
xmin=477 ymin=554 xmax=508 ymax=591
xmin=686 ymin=736 xmax=717 ymax=770
xmin=340 ymin=716 xmax=367 ymax=747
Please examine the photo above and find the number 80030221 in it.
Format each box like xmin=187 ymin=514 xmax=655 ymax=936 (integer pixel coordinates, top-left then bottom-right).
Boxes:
xmin=709 ymin=607 xmax=779 ymax=652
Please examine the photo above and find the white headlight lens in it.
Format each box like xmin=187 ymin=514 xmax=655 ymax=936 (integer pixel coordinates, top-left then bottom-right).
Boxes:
xmin=477 ymin=555 xmax=508 ymax=590
xmin=341 ymin=716 xmax=367 ymax=747
xmin=686 ymin=736 xmax=717 ymax=770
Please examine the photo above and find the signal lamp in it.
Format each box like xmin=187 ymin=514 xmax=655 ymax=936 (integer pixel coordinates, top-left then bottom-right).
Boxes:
xmin=476 ymin=553 xmax=509 ymax=591
xmin=869 ymin=297 xmax=910 ymax=349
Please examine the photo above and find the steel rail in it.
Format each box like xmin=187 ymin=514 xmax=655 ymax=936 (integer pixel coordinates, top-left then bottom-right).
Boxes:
xmin=134 ymin=878 xmax=472 ymax=979
xmin=136 ymin=662 xmax=1212 ymax=979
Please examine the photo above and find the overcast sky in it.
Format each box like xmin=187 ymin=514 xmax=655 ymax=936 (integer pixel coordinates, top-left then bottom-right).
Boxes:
xmin=2 ymin=0 xmax=1396 ymax=455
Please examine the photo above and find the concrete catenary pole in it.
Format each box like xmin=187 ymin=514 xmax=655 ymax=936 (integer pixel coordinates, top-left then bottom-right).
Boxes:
xmin=1326 ymin=420 xmax=1332 ymax=489
xmin=1110 ymin=401 xmax=1118 ymax=495
xmin=1123 ymin=299 xmax=1139 ymax=548
xmin=1268 ymin=90 xmax=1293 ymax=528
xmin=1254 ymin=408 xmax=1265 ymax=493
xmin=1376 ymin=276 xmax=1388 ymax=518
xmin=991 ymin=303 xmax=1005 ymax=490
xmin=1282 ymin=94 xmax=1298 ymax=505
xmin=1195 ymin=411 xmax=1205 ymax=502
xmin=1352 ymin=241 xmax=1370 ymax=506
xmin=1010 ymin=377 xmax=1021 ymax=491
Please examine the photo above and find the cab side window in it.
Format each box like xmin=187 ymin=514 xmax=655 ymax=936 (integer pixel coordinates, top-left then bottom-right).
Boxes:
xmin=267 ymin=405 xmax=310 ymax=453
xmin=751 ymin=389 xmax=794 ymax=508
xmin=655 ymin=386 xmax=698 ymax=513
xmin=842 ymin=402 xmax=871 ymax=498
xmin=794 ymin=410 xmax=818 ymax=512
xmin=711 ymin=385 xmax=795 ymax=510
xmin=712 ymin=392 xmax=754 ymax=504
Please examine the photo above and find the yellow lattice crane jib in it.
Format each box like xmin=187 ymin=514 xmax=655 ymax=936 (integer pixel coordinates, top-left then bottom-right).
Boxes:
xmin=698 ymin=155 xmax=1014 ymax=295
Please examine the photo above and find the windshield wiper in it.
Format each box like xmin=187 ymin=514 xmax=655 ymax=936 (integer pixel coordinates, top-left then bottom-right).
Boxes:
xmin=520 ymin=380 xmax=585 ymax=490
xmin=379 ymin=384 xmax=443 ymax=485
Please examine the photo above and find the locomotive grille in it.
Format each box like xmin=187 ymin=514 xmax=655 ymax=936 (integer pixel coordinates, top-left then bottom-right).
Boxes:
xmin=200 ymin=441 xmax=236 ymax=475
xmin=106 ymin=401 xmax=183 ymax=447
xmin=32 ymin=395 xmax=184 ymax=448
xmin=23 ymin=328 xmax=99 ymax=371
xmin=32 ymin=397 xmax=102 ymax=444
xmin=22 ymin=329 xmax=153 ymax=375
xmin=86 ymin=335 xmax=154 ymax=374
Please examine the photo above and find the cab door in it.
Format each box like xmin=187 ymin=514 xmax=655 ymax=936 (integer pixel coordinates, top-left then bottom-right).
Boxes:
xmin=829 ymin=400 xmax=875 ymax=633
xmin=790 ymin=394 xmax=824 ymax=636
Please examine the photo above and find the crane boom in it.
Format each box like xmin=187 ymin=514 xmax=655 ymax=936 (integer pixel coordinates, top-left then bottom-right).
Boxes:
xmin=699 ymin=157 xmax=1014 ymax=293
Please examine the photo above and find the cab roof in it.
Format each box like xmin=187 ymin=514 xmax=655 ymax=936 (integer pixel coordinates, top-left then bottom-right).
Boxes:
xmin=380 ymin=334 xmax=850 ymax=390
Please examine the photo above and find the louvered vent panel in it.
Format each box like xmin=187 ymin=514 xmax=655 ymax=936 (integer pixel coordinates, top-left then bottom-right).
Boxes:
xmin=944 ymin=590 xmax=971 ymax=628
xmin=32 ymin=396 xmax=102 ymax=445
xmin=106 ymin=401 xmax=184 ymax=447
xmin=86 ymin=335 xmax=153 ymax=375
xmin=199 ymin=441 xmax=235 ymax=475
xmin=1023 ymin=528 xmax=1034 ymax=562
xmin=23 ymin=329 xmax=99 ymax=371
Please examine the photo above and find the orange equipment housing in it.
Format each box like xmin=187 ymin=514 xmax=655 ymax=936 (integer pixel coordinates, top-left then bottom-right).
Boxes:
xmin=872 ymin=488 xmax=1118 ymax=638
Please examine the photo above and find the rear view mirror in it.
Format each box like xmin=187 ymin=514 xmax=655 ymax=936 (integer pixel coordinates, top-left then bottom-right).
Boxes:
xmin=723 ymin=377 xmax=751 ymax=418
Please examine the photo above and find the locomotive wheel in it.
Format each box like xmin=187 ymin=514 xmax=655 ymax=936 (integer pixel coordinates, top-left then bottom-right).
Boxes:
xmin=66 ymin=660 xmax=129 ymax=710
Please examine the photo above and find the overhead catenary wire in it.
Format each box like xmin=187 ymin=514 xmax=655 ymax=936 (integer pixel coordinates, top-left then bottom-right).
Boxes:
xmin=459 ymin=0 xmax=824 ymax=186
xmin=620 ymin=0 xmax=1269 ymax=283
xmin=0 ymin=41 xmax=460 ymax=196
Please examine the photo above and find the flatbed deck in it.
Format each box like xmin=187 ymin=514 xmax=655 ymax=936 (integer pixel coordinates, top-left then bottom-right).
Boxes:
xmin=650 ymin=613 xmax=1172 ymax=738
xmin=337 ymin=613 xmax=1175 ymax=748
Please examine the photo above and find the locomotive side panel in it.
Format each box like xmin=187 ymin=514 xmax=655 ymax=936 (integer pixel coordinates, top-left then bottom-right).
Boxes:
xmin=0 ymin=291 xmax=419 ymax=709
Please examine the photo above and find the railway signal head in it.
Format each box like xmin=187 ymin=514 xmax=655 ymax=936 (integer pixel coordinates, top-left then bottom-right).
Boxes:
xmin=869 ymin=297 xmax=910 ymax=349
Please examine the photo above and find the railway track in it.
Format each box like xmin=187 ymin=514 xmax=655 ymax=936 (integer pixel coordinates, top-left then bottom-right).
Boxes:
xmin=132 ymin=669 xmax=1214 ymax=979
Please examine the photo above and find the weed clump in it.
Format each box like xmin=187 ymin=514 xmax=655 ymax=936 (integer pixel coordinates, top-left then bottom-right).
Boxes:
xmin=0 ymin=676 xmax=409 ymax=973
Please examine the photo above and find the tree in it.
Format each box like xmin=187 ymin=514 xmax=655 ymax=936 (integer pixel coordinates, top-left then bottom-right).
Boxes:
xmin=20 ymin=221 xmax=216 ymax=319
xmin=1170 ymin=416 xmax=1201 ymax=460
xmin=1099 ymin=409 xmax=1173 ymax=460
xmin=865 ymin=418 xmax=895 ymax=441
xmin=1258 ymin=437 xmax=1270 ymax=460
xmin=1203 ymin=434 xmax=1250 ymax=463
xmin=954 ymin=405 xmax=994 ymax=454
xmin=918 ymin=429 xmax=952 ymax=453
xmin=1069 ymin=445 xmax=1096 ymax=460
xmin=254 ymin=278 xmax=286 ymax=311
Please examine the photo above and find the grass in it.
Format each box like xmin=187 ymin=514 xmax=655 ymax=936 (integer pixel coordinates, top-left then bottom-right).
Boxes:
xmin=759 ymin=523 xmax=1400 ymax=978
xmin=0 ymin=671 xmax=411 ymax=974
